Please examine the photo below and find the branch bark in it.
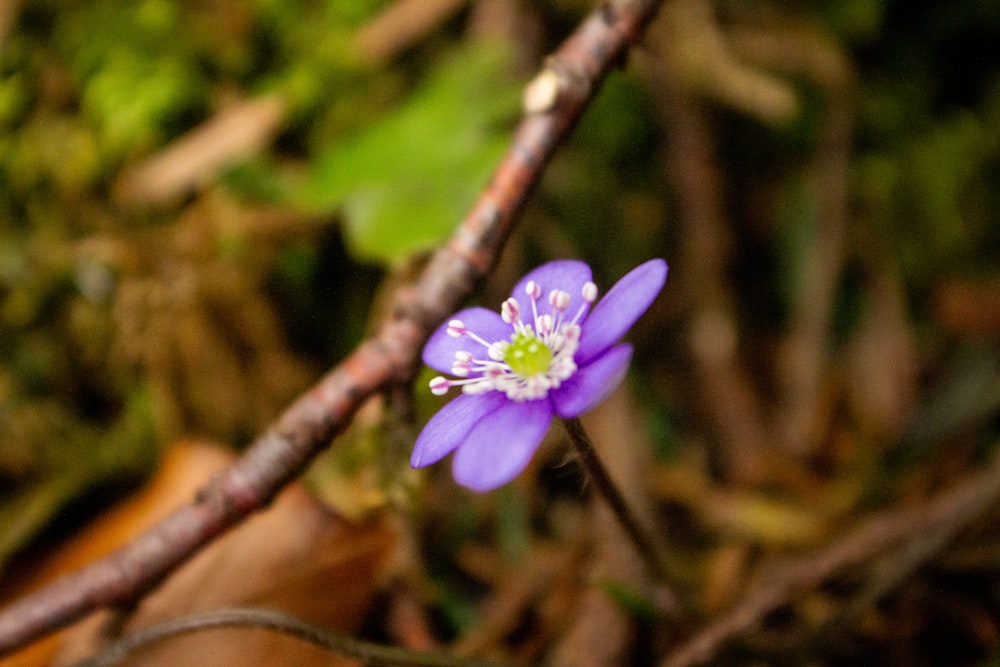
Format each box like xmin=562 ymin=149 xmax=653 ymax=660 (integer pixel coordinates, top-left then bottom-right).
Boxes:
xmin=0 ymin=0 xmax=664 ymax=656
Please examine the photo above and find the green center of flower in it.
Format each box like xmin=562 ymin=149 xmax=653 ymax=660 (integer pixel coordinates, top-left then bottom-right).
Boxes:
xmin=504 ymin=331 xmax=553 ymax=378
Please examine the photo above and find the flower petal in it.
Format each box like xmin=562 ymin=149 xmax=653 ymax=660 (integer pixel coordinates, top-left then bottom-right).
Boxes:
xmin=411 ymin=392 xmax=508 ymax=468
xmin=552 ymin=344 xmax=633 ymax=418
xmin=511 ymin=260 xmax=593 ymax=324
xmin=576 ymin=258 xmax=667 ymax=365
xmin=451 ymin=399 xmax=554 ymax=491
xmin=422 ymin=307 xmax=510 ymax=373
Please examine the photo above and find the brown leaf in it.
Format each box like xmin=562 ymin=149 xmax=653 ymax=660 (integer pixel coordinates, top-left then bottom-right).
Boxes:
xmin=2 ymin=441 xmax=397 ymax=667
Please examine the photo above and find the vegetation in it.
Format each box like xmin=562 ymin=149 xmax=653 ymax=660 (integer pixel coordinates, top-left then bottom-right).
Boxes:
xmin=1 ymin=0 xmax=999 ymax=664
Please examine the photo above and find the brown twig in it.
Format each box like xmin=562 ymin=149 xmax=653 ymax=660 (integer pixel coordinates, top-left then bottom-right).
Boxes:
xmin=112 ymin=94 xmax=289 ymax=207
xmin=729 ymin=22 xmax=855 ymax=457
xmin=0 ymin=0 xmax=24 ymax=52
xmin=351 ymin=0 xmax=467 ymax=64
xmin=659 ymin=451 xmax=1000 ymax=667
xmin=649 ymin=10 xmax=771 ymax=484
xmin=113 ymin=0 xmax=466 ymax=208
xmin=0 ymin=0 xmax=664 ymax=656
xmin=66 ymin=606 xmax=516 ymax=667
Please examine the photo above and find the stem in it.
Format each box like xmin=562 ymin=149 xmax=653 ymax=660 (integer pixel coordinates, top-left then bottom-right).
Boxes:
xmin=563 ymin=418 xmax=671 ymax=580
xmin=68 ymin=607 xmax=515 ymax=667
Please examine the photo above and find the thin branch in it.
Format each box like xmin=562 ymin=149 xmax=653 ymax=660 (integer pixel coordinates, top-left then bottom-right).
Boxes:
xmin=67 ymin=606 xmax=515 ymax=667
xmin=114 ymin=0 xmax=465 ymax=207
xmin=0 ymin=0 xmax=664 ymax=656
xmin=729 ymin=23 xmax=855 ymax=457
xmin=351 ymin=0 xmax=467 ymax=64
xmin=112 ymin=94 xmax=288 ymax=206
xmin=649 ymin=21 xmax=771 ymax=485
xmin=659 ymin=451 xmax=1000 ymax=667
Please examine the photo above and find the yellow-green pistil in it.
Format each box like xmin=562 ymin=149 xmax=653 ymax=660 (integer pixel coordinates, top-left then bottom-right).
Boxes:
xmin=504 ymin=332 xmax=553 ymax=378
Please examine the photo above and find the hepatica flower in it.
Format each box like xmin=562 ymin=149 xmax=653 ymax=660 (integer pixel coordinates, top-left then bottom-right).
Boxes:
xmin=412 ymin=258 xmax=667 ymax=491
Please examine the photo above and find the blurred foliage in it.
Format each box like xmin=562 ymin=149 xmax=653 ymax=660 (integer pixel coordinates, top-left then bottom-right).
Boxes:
xmin=0 ymin=0 xmax=999 ymax=664
xmin=294 ymin=45 xmax=519 ymax=263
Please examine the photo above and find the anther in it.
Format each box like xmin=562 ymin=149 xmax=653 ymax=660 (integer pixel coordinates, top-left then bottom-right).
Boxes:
xmin=501 ymin=298 xmax=521 ymax=324
xmin=525 ymin=280 xmax=541 ymax=300
xmin=548 ymin=289 xmax=570 ymax=311
xmin=429 ymin=377 xmax=451 ymax=396
xmin=447 ymin=320 xmax=467 ymax=337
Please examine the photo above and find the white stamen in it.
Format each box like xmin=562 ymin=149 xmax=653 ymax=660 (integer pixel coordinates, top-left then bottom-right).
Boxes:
xmin=432 ymin=273 xmax=591 ymax=402
xmin=463 ymin=380 xmax=493 ymax=395
xmin=571 ymin=282 xmax=598 ymax=326
xmin=548 ymin=289 xmax=570 ymax=312
xmin=449 ymin=320 xmax=503 ymax=352
xmin=501 ymin=297 xmax=521 ymax=325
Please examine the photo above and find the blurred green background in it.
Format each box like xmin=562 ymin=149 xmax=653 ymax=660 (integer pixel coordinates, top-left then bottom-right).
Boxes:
xmin=1 ymin=0 xmax=999 ymax=663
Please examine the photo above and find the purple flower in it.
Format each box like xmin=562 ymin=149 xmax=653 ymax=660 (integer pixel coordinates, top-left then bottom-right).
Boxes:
xmin=411 ymin=258 xmax=668 ymax=491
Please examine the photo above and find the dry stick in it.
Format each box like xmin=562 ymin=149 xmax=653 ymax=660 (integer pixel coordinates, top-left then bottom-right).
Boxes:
xmin=351 ymin=0 xmax=466 ymax=64
xmin=0 ymin=0 xmax=24 ymax=51
xmin=116 ymin=0 xmax=459 ymax=207
xmin=67 ymin=607 xmax=515 ymax=667
xmin=825 ymin=507 xmax=965 ymax=638
xmin=659 ymin=452 xmax=1000 ymax=667
xmin=649 ymin=14 xmax=771 ymax=485
xmin=0 ymin=0 xmax=665 ymax=657
xmin=766 ymin=29 xmax=854 ymax=458
xmin=563 ymin=418 xmax=671 ymax=580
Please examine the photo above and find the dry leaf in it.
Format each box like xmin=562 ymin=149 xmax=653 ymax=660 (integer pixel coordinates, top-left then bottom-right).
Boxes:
xmin=1 ymin=441 xmax=397 ymax=667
